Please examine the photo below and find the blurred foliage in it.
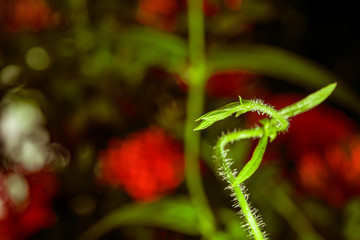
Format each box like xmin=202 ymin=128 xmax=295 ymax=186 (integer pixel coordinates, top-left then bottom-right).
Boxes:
xmin=78 ymin=197 xmax=200 ymax=240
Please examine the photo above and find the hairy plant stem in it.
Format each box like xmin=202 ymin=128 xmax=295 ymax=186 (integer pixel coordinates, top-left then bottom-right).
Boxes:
xmin=196 ymin=82 xmax=336 ymax=240
xmin=216 ymin=128 xmax=266 ymax=240
xmin=185 ymin=0 xmax=216 ymax=238
xmin=198 ymin=98 xmax=290 ymax=240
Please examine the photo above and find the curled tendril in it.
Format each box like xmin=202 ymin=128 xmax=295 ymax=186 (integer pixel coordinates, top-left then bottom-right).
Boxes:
xmin=194 ymin=83 xmax=336 ymax=240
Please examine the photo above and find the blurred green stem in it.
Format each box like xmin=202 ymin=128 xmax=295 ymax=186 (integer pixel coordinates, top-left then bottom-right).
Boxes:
xmin=185 ymin=0 xmax=216 ymax=238
xmin=267 ymin=184 xmax=324 ymax=240
xmin=67 ymin=0 xmax=89 ymax=29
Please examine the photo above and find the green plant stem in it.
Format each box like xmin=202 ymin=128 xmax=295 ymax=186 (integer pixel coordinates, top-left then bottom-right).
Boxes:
xmin=234 ymin=185 xmax=265 ymax=240
xmin=219 ymin=154 xmax=265 ymax=240
xmin=185 ymin=0 xmax=216 ymax=238
xmin=215 ymin=128 xmax=266 ymax=240
xmin=185 ymin=83 xmax=215 ymax=238
xmin=188 ymin=0 xmax=206 ymax=73
xmin=215 ymin=128 xmax=263 ymax=159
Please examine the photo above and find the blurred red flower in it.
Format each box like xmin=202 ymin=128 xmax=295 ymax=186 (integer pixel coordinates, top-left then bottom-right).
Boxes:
xmin=246 ymin=93 xmax=358 ymax=206
xmin=99 ymin=126 xmax=185 ymax=202
xmin=136 ymin=0 xmax=243 ymax=31
xmin=205 ymin=71 xmax=260 ymax=99
xmin=174 ymin=70 xmax=261 ymax=99
xmin=298 ymin=136 xmax=360 ymax=207
xmin=136 ymin=0 xmax=183 ymax=31
xmin=202 ymin=0 xmax=219 ymax=17
xmin=0 ymin=0 xmax=58 ymax=32
xmin=224 ymin=0 xmax=242 ymax=10
xmin=0 ymin=170 xmax=58 ymax=240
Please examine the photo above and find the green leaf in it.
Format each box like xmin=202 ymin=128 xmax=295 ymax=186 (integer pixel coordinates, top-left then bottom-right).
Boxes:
xmin=78 ymin=197 xmax=199 ymax=240
xmin=208 ymin=45 xmax=337 ymax=88
xmin=343 ymin=199 xmax=360 ymax=240
xmin=194 ymin=97 xmax=288 ymax=132
xmin=194 ymin=102 xmax=242 ymax=131
xmin=207 ymin=45 xmax=360 ymax=116
xmin=118 ymin=26 xmax=187 ymax=73
xmin=279 ymin=82 xmax=337 ymax=118
xmin=194 ymin=119 xmax=220 ymax=131
xmin=196 ymin=102 xmax=240 ymax=121
xmin=232 ymin=133 xmax=268 ymax=187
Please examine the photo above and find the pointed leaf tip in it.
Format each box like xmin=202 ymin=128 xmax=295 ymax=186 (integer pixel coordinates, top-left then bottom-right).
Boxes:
xmin=280 ymin=82 xmax=337 ymax=118
xmin=194 ymin=120 xmax=213 ymax=131
xmin=327 ymin=82 xmax=337 ymax=92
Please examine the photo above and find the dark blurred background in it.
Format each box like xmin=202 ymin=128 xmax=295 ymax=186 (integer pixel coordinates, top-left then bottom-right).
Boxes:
xmin=1 ymin=0 xmax=360 ymax=239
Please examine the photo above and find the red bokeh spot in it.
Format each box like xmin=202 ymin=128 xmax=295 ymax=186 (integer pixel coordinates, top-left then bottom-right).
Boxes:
xmin=135 ymin=0 xmax=245 ymax=31
xmin=99 ymin=126 xmax=185 ymax=202
xmin=202 ymin=0 xmax=219 ymax=17
xmin=298 ymin=136 xmax=360 ymax=207
xmin=206 ymin=71 xmax=260 ymax=99
xmin=0 ymin=171 xmax=58 ymax=239
xmin=1 ymin=0 xmax=59 ymax=32
xmin=224 ymin=0 xmax=243 ymax=10
xmin=174 ymin=70 xmax=261 ymax=99
xmin=136 ymin=0 xmax=183 ymax=31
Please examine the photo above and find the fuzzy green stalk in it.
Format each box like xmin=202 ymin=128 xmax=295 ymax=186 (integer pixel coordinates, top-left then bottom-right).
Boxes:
xmin=185 ymin=0 xmax=216 ymax=238
xmin=215 ymin=128 xmax=266 ymax=240
xmin=195 ymin=83 xmax=336 ymax=240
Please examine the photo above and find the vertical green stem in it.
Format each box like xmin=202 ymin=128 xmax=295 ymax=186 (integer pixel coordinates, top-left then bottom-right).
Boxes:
xmin=185 ymin=0 xmax=216 ymax=238
xmin=233 ymin=185 xmax=265 ymax=240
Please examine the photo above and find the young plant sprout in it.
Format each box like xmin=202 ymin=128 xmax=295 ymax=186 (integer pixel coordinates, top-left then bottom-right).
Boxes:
xmin=194 ymin=83 xmax=337 ymax=240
